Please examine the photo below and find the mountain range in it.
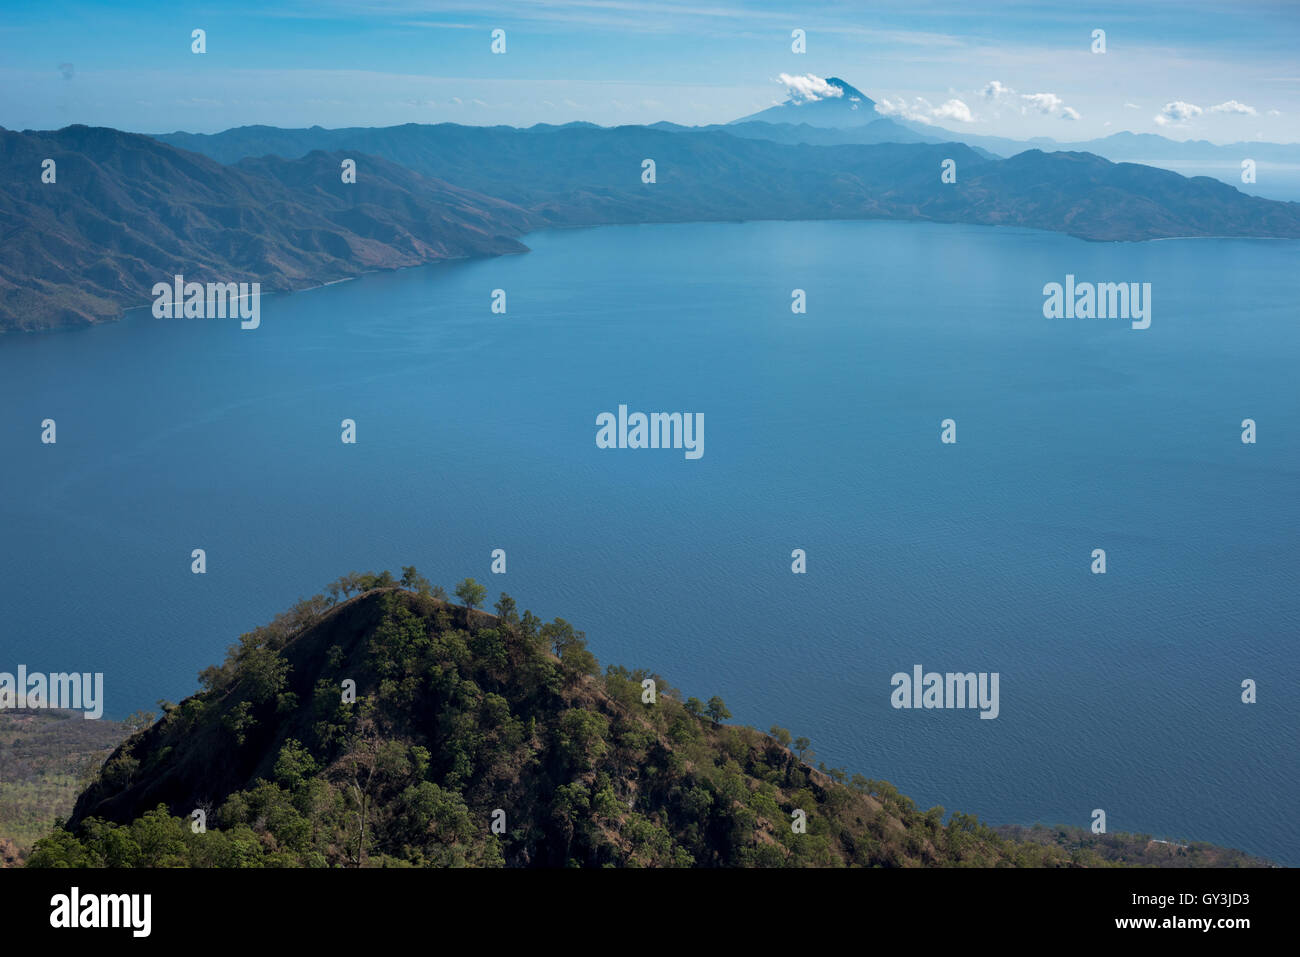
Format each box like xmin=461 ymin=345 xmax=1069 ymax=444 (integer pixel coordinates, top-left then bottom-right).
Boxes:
xmin=4 ymin=96 xmax=1300 ymax=332
xmin=140 ymin=124 xmax=1300 ymax=241
xmin=723 ymin=75 xmax=1300 ymax=164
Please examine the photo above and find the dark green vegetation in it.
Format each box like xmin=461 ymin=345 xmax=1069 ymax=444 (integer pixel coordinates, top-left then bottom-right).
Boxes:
xmin=0 ymin=709 xmax=129 ymax=865
xmin=6 ymin=114 xmax=1300 ymax=331
xmin=24 ymin=570 xmax=1274 ymax=868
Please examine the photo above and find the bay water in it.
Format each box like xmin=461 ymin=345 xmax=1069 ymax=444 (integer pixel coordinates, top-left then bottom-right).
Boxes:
xmin=2 ymin=219 xmax=1296 ymax=863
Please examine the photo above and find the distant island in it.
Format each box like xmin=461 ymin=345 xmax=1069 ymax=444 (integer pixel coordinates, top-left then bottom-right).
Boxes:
xmin=15 ymin=569 xmax=1274 ymax=868
xmin=3 ymin=113 xmax=1300 ymax=333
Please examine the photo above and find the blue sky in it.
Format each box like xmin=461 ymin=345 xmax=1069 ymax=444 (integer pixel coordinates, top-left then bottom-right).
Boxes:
xmin=2 ymin=0 xmax=1297 ymax=141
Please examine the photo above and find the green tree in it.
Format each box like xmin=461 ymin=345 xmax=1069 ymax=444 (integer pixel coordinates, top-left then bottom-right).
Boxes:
xmin=769 ymin=725 xmax=792 ymax=748
xmin=328 ymin=572 xmax=363 ymax=599
xmin=455 ymin=578 xmax=488 ymax=628
xmin=541 ymin=618 xmax=577 ymax=657
xmin=273 ymin=738 xmax=319 ymax=791
xmin=556 ymin=709 xmax=609 ymax=770
xmin=705 ymin=696 xmax=731 ymax=726
xmin=494 ymin=592 xmax=519 ymax=626
xmin=519 ymin=610 xmax=543 ymax=646
xmin=400 ymin=565 xmax=432 ymax=594
xmin=101 ymin=752 xmax=140 ymax=790
xmin=793 ymin=736 xmax=811 ymax=761
xmin=559 ymin=642 xmax=599 ymax=684
xmin=542 ymin=618 xmax=598 ymax=682
xmin=240 ymin=647 xmax=290 ymax=704
xmin=124 ymin=710 xmax=156 ymax=735
xmin=224 ymin=701 xmax=257 ymax=746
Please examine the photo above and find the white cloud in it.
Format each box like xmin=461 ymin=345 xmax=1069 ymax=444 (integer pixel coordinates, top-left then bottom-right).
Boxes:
xmin=1124 ymin=102 xmax=1141 ymax=110
xmin=874 ymin=96 xmax=923 ymax=122
xmin=1154 ymin=100 xmax=1203 ymax=126
xmin=1209 ymin=99 xmax=1256 ymax=115
xmin=777 ymin=73 xmax=843 ymax=103
xmin=933 ymin=99 xmax=974 ymax=122
xmin=1268 ymin=109 xmax=1282 ymax=116
xmin=877 ymin=95 xmax=974 ymax=124
xmin=1021 ymin=92 xmax=1064 ymax=114
xmin=978 ymin=81 xmax=1078 ymax=120
xmin=1018 ymin=90 xmax=1080 ymax=120
xmin=873 ymin=94 xmax=967 ymax=124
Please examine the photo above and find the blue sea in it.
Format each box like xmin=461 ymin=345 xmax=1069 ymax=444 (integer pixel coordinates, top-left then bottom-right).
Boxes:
xmin=2 ymin=220 xmax=1297 ymax=864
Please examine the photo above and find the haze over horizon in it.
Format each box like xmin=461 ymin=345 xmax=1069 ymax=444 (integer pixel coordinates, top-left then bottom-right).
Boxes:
xmin=2 ymin=0 xmax=1297 ymax=144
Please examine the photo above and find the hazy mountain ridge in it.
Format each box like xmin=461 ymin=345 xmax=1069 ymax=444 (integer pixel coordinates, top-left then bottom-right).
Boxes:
xmin=888 ymin=120 xmax=1300 ymax=163
xmin=651 ymin=117 xmax=1004 ymax=155
xmin=5 ymin=118 xmax=1300 ymax=333
xmin=155 ymin=122 xmax=1300 ymax=241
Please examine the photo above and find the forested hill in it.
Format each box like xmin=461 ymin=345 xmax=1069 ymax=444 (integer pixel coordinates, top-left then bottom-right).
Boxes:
xmin=27 ymin=570 xmax=1273 ymax=868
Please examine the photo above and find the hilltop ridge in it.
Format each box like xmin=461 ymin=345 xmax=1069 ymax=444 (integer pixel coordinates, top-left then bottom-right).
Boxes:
xmin=26 ymin=570 xmax=1273 ymax=868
